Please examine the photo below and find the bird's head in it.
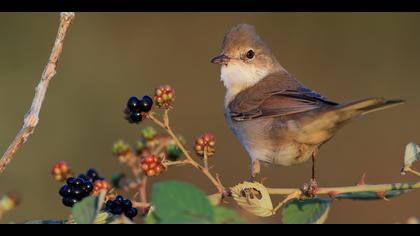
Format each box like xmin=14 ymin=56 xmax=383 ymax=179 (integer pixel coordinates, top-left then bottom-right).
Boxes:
xmin=211 ymin=24 xmax=283 ymax=103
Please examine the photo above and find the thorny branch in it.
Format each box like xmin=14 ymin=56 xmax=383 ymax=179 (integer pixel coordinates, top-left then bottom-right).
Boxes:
xmin=0 ymin=12 xmax=75 ymax=173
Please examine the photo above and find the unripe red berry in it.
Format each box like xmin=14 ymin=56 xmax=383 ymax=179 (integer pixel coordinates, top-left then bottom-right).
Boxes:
xmin=194 ymin=133 xmax=216 ymax=158
xmin=154 ymin=85 xmax=175 ymax=109
xmin=141 ymin=155 xmax=165 ymax=177
xmin=51 ymin=161 xmax=74 ymax=182
xmin=93 ymin=179 xmax=110 ymax=193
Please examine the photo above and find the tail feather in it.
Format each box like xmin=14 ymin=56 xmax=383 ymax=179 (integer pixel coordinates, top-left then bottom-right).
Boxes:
xmin=333 ymin=97 xmax=404 ymax=121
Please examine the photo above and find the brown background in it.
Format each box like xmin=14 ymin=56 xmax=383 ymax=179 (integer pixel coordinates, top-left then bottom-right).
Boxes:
xmin=0 ymin=13 xmax=419 ymax=224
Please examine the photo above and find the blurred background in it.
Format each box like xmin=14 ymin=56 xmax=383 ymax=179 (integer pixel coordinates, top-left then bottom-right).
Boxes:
xmin=0 ymin=13 xmax=419 ymax=224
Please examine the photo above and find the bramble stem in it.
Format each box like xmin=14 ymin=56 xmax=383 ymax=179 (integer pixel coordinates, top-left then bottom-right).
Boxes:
xmin=148 ymin=112 xmax=225 ymax=193
xmin=266 ymin=181 xmax=420 ymax=196
xmin=203 ymin=147 xmax=209 ymax=170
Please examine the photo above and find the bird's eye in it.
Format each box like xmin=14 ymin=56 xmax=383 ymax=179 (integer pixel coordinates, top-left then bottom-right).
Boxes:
xmin=246 ymin=50 xmax=255 ymax=59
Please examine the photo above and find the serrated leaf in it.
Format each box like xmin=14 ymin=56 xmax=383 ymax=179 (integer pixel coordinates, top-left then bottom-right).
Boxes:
xmin=402 ymin=142 xmax=420 ymax=174
xmin=213 ymin=207 xmax=245 ymax=224
xmin=335 ymin=189 xmax=410 ymax=200
xmin=71 ymin=190 xmax=107 ymax=224
xmin=282 ymin=198 xmax=331 ymax=224
xmin=230 ymin=181 xmax=273 ymax=217
xmin=151 ymin=181 xmax=214 ymax=224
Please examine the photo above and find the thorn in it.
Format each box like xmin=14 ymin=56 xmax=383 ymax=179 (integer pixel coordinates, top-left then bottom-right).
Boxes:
xmin=376 ymin=192 xmax=390 ymax=201
xmin=357 ymin=172 xmax=367 ymax=186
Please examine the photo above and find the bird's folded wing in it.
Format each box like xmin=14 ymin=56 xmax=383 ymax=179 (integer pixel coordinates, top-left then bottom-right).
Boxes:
xmin=229 ymin=76 xmax=338 ymax=121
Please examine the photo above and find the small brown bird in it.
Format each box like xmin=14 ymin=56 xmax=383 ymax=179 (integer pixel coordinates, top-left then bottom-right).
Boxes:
xmin=211 ymin=24 xmax=404 ymax=188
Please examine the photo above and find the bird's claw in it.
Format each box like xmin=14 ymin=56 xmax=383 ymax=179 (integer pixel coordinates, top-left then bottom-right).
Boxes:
xmin=303 ymin=178 xmax=319 ymax=198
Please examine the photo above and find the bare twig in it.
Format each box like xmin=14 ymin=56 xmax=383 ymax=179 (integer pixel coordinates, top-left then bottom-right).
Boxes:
xmin=0 ymin=12 xmax=75 ymax=173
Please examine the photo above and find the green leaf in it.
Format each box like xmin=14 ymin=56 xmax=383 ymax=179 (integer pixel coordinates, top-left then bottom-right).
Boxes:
xmin=335 ymin=189 xmax=410 ymax=200
xmin=151 ymin=181 xmax=214 ymax=224
xmin=282 ymin=198 xmax=331 ymax=224
xmin=213 ymin=207 xmax=245 ymax=224
xmin=71 ymin=191 xmax=107 ymax=224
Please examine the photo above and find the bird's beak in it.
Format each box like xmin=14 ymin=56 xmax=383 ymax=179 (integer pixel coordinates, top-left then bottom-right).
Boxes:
xmin=211 ymin=54 xmax=230 ymax=65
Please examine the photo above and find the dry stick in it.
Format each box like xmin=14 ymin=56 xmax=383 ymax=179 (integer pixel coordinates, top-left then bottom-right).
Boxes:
xmin=0 ymin=12 xmax=75 ymax=173
xmin=148 ymin=112 xmax=225 ymax=193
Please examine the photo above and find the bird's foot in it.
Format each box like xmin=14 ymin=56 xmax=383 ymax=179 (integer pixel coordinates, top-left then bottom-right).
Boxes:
xmin=250 ymin=160 xmax=261 ymax=182
xmin=302 ymin=178 xmax=319 ymax=198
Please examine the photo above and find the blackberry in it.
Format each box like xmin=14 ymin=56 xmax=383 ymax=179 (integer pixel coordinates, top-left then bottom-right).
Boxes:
xmin=139 ymin=96 xmax=153 ymax=112
xmin=66 ymin=177 xmax=76 ymax=186
xmin=104 ymin=195 xmax=138 ymax=219
xmin=62 ymin=197 xmax=78 ymax=207
xmin=127 ymin=96 xmax=141 ymax=111
xmin=129 ymin=111 xmax=142 ymax=123
xmin=60 ymin=176 xmax=95 ymax=208
xmin=59 ymin=185 xmax=71 ymax=197
xmin=78 ymin=174 xmax=90 ymax=181
xmin=86 ymin=168 xmax=99 ymax=181
xmin=124 ymin=208 xmax=138 ymax=219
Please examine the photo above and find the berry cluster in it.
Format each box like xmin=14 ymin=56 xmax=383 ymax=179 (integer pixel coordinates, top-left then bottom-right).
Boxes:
xmin=105 ymin=195 xmax=138 ymax=219
xmin=59 ymin=177 xmax=93 ymax=207
xmin=154 ymin=85 xmax=175 ymax=109
xmin=51 ymin=161 xmax=73 ymax=182
xmin=141 ymin=155 xmax=165 ymax=177
xmin=124 ymin=96 xmax=154 ymax=123
xmin=194 ymin=133 xmax=216 ymax=158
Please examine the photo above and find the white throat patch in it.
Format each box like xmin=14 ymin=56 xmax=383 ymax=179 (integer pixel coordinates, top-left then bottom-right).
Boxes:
xmin=221 ymin=62 xmax=269 ymax=107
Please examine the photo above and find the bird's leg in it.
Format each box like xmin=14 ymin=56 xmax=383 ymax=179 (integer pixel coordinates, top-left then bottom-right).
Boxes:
xmin=249 ymin=159 xmax=261 ymax=182
xmin=303 ymin=151 xmax=319 ymax=197
xmin=311 ymin=153 xmax=316 ymax=181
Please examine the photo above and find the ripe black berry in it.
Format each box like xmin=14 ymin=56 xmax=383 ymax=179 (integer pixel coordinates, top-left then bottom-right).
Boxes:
xmin=129 ymin=111 xmax=142 ymax=123
xmin=127 ymin=96 xmax=141 ymax=111
xmin=139 ymin=96 xmax=153 ymax=112
xmin=86 ymin=168 xmax=99 ymax=180
xmin=122 ymin=199 xmax=132 ymax=208
xmin=59 ymin=185 xmax=71 ymax=197
xmin=124 ymin=208 xmax=138 ymax=218
xmin=66 ymin=177 xmax=76 ymax=185
xmin=72 ymin=178 xmax=84 ymax=187
xmin=111 ymin=206 xmax=124 ymax=215
xmin=115 ymin=195 xmax=124 ymax=204
xmin=62 ymin=197 xmax=78 ymax=207
xmin=78 ymin=174 xmax=89 ymax=181
xmin=104 ymin=196 xmax=138 ymax=219
xmin=82 ymin=182 xmax=94 ymax=192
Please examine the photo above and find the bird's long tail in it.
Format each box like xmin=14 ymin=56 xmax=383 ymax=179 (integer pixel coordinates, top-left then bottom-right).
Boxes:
xmin=333 ymin=98 xmax=404 ymax=121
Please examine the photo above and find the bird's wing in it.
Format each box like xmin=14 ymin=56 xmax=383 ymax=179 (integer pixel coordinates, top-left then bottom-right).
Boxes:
xmin=229 ymin=74 xmax=338 ymax=121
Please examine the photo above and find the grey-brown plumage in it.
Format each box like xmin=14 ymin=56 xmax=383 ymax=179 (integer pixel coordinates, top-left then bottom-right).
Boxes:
xmin=211 ymin=24 xmax=404 ymax=178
